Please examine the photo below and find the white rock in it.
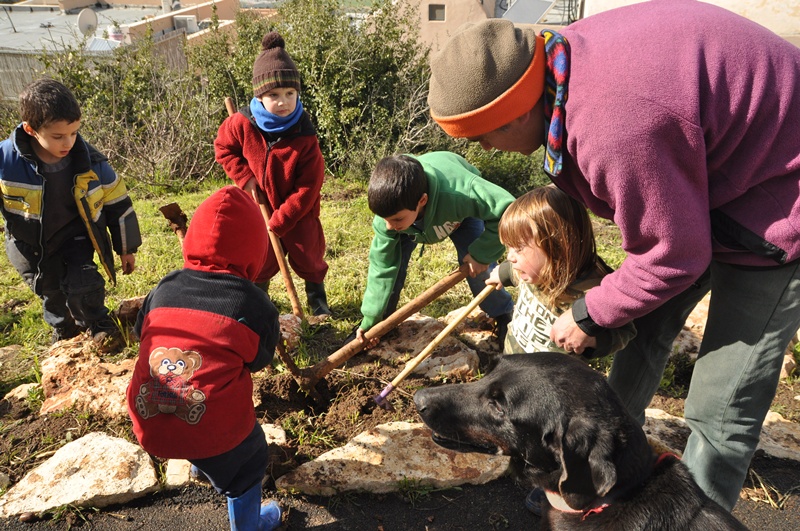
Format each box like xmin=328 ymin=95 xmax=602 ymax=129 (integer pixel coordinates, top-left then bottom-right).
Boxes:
xmin=644 ymin=409 xmax=690 ymax=456
xmin=262 ymin=423 xmax=287 ymax=446
xmin=276 ymin=422 xmax=509 ymax=496
xmin=165 ymin=459 xmax=192 ymax=489
xmin=0 ymin=432 xmax=158 ymax=518
xmin=442 ymin=306 xmax=498 ymax=351
xmin=368 ymin=313 xmax=479 ymax=379
xmin=3 ymin=383 xmax=39 ymax=402
xmin=38 ymin=337 xmax=134 ymax=419
xmin=757 ymin=411 xmax=800 ymax=461
xmin=644 ymin=408 xmax=800 ymax=462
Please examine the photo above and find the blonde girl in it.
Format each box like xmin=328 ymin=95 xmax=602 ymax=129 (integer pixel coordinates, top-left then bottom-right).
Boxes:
xmin=487 ymin=185 xmax=635 ymax=357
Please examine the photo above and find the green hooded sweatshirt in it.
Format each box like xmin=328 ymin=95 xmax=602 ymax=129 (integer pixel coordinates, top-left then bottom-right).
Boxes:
xmin=359 ymin=151 xmax=514 ymax=330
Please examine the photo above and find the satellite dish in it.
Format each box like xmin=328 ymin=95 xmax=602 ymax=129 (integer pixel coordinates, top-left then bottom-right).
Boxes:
xmin=77 ymin=8 xmax=98 ymax=37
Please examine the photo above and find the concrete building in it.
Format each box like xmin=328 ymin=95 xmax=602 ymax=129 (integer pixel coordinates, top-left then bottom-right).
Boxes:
xmin=0 ymin=0 xmax=246 ymax=99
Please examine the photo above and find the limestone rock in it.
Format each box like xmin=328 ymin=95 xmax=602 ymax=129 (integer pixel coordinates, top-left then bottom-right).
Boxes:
xmin=644 ymin=409 xmax=690 ymax=456
xmin=276 ymin=422 xmax=509 ymax=496
xmin=165 ymin=459 xmax=193 ymax=489
xmin=3 ymin=383 xmax=38 ymax=402
xmin=757 ymin=411 xmax=800 ymax=461
xmin=645 ymin=408 xmax=800 ymax=463
xmin=368 ymin=314 xmax=479 ymax=379
xmin=0 ymin=432 xmax=158 ymax=518
xmin=442 ymin=306 xmax=498 ymax=351
xmin=38 ymin=337 xmax=134 ymax=419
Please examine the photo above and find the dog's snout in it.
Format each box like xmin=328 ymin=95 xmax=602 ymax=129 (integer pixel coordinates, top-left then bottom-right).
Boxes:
xmin=413 ymin=389 xmax=430 ymax=413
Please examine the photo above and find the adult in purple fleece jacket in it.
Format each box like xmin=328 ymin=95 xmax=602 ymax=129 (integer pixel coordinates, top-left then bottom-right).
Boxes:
xmin=427 ymin=0 xmax=800 ymax=512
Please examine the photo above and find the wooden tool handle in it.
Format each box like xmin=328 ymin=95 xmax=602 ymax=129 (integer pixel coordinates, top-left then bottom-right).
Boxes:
xmin=389 ymin=284 xmax=495 ymax=387
xmin=304 ymin=268 xmax=468 ymax=388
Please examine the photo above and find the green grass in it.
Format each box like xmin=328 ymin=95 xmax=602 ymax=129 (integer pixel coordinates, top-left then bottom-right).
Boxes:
xmin=0 ymin=172 xmax=626 ymax=386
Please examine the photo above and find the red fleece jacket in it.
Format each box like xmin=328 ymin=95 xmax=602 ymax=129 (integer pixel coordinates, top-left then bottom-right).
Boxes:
xmin=214 ymin=111 xmax=325 ymax=238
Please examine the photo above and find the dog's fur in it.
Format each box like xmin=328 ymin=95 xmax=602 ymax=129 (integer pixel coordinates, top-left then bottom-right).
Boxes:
xmin=414 ymin=353 xmax=747 ymax=530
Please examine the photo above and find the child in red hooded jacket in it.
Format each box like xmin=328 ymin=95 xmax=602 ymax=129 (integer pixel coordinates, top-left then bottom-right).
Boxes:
xmin=127 ymin=185 xmax=282 ymax=530
xmin=215 ymin=31 xmax=330 ymax=317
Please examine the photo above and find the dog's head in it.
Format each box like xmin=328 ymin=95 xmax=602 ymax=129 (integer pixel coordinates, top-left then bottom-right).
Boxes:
xmin=414 ymin=353 xmax=652 ymax=511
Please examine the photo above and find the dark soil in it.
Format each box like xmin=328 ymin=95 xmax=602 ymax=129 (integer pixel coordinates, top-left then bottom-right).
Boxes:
xmin=1 ymin=325 xmax=799 ymax=530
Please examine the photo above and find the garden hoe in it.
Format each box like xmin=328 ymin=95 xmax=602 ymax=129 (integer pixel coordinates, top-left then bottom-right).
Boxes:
xmin=288 ymin=268 xmax=469 ymax=401
xmin=225 ymin=96 xmax=304 ymax=320
xmin=158 ymin=202 xmax=188 ymax=242
xmin=373 ymin=283 xmax=495 ymax=411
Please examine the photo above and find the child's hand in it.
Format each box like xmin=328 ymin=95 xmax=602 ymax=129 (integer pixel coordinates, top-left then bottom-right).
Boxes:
xmin=462 ymin=254 xmax=488 ymax=277
xmin=242 ymin=178 xmax=260 ymax=204
xmin=356 ymin=328 xmax=379 ymax=350
xmin=120 ymin=253 xmax=136 ymax=275
xmin=486 ymin=267 xmax=502 ymax=289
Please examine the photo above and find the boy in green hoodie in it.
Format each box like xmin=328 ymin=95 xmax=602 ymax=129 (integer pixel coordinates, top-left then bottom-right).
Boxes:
xmin=352 ymin=152 xmax=514 ymax=345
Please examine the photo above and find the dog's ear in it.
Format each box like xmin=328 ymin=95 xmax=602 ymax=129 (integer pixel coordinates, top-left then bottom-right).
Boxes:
xmin=557 ymin=417 xmax=617 ymax=510
xmin=484 ymin=354 xmax=502 ymax=374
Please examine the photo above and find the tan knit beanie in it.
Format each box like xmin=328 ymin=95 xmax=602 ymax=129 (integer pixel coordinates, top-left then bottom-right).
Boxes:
xmin=428 ymin=19 xmax=545 ymax=138
xmin=252 ymin=32 xmax=301 ymax=97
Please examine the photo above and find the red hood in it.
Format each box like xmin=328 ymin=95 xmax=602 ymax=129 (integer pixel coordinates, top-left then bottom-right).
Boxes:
xmin=182 ymin=186 xmax=268 ymax=281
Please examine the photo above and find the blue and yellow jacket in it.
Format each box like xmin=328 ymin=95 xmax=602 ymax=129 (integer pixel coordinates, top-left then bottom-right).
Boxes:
xmin=0 ymin=124 xmax=141 ymax=285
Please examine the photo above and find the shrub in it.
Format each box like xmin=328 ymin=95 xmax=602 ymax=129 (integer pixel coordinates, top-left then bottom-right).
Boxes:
xmin=39 ymin=31 xmax=222 ymax=192
xmin=464 ymin=144 xmax=551 ymax=198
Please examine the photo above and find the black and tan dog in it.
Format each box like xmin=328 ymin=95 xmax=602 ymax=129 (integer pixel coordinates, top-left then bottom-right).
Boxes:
xmin=414 ymin=353 xmax=747 ymax=530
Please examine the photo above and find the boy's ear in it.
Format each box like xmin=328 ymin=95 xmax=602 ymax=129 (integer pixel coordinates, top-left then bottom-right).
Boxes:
xmin=418 ymin=193 xmax=429 ymax=208
xmin=22 ymin=122 xmax=36 ymax=137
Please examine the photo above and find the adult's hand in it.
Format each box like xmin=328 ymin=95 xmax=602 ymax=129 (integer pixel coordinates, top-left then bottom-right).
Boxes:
xmin=462 ymin=254 xmax=488 ymax=277
xmin=550 ymin=308 xmax=595 ymax=355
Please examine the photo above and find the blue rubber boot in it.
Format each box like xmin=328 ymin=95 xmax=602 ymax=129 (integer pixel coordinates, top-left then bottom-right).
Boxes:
xmin=260 ymin=500 xmax=282 ymax=531
xmin=227 ymin=483 xmax=261 ymax=531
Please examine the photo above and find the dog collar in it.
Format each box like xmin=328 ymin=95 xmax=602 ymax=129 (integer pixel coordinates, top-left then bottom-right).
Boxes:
xmin=543 ymin=453 xmax=678 ymax=519
xmin=545 ymin=490 xmax=609 ymax=520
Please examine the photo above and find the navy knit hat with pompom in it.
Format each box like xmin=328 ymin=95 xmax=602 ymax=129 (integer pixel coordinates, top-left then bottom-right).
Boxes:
xmin=252 ymin=32 xmax=301 ymax=97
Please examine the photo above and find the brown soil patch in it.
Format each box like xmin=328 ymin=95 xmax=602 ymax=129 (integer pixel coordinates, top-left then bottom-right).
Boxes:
xmin=1 ymin=323 xmax=799 ymax=529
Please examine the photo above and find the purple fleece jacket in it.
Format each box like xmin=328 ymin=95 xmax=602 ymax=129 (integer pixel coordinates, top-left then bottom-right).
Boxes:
xmin=555 ymin=0 xmax=800 ymax=329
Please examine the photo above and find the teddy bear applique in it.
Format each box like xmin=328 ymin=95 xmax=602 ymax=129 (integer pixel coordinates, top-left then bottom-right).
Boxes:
xmin=135 ymin=347 xmax=207 ymax=425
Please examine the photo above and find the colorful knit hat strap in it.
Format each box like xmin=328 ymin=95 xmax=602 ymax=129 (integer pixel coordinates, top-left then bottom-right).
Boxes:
xmin=542 ymin=29 xmax=571 ymax=178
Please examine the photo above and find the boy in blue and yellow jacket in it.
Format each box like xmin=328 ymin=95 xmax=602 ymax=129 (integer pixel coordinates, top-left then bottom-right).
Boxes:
xmin=0 ymin=79 xmax=141 ymax=342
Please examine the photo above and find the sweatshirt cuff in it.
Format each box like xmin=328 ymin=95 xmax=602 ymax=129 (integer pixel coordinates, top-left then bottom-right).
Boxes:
xmin=572 ymin=297 xmax=606 ymax=337
xmin=497 ymin=261 xmax=516 ymax=287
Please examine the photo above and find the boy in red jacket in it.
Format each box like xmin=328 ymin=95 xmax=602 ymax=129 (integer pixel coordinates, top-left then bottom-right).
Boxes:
xmin=127 ymin=186 xmax=282 ymax=530
xmin=215 ymin=31 xmax=330 ymax=316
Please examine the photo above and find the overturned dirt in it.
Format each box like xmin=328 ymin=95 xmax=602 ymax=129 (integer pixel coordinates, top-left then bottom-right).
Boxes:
xmin=1 ymin=323 xmax=799 ymax=530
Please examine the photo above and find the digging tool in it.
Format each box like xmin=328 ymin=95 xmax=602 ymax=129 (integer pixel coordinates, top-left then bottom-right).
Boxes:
xmin=288 ymin=268 xmax=468 ymax=396
xmin=224 ymin=96 xmax=304 ymax=320
xmin=159 ymin=202 xmax=188 ymax=242
xmin=373 ymin=283 xmax=495 ymax=410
